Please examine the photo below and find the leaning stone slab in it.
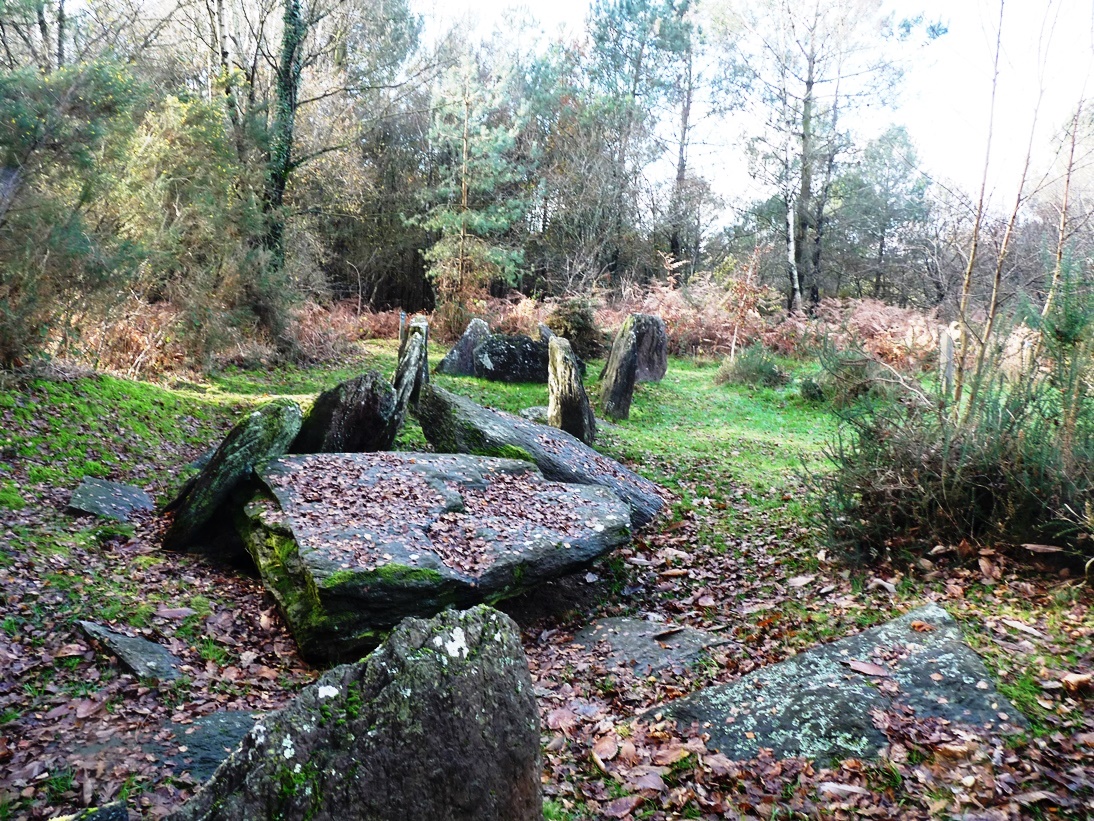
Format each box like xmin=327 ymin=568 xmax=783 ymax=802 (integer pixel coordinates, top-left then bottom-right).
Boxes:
xmin=240 ymin=452 xmax=630 ymax=661
xmin=395 ymin=315 xmax=429 ymax=406
xmin=473 ymin=334 xmax=549 ymax=383
xmin=575 ymin=617 xmax=723 ymax=677
xmin=166 ymin=606 xmax=543 ymax=821
xmin=68 ymin=478 xmax=154 ymax=522
xmin=79 ymin=621 xmax=182 ymax=682
xmin=163 ymin=399 xmax=302 ymax=551
xmin=657 ymin=604 xmax=1026 ymax=766
xmin=291 ymin=371 xmax=397 ymax=454
xmin=599 ymin=316 xmax=640 ymax=420
xmin=633 ymin=313 xmax=668 ymax=382
xmin=548 ymin=336 xmax=596 ymax=444
xmin=437 ymin=318 xmax=491 ymax=376
xmin=417 ymin=384 xmax=663 ymax=528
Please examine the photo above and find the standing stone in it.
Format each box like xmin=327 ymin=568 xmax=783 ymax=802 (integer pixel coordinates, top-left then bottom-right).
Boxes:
xmin=436 ymin=318 xmax=491 ymax=377
xmin=393 ymin=316 xmax=429 ymax=415
xmin=166 ymin=606 xmax=543 ymax=821
xmin=291 ymin=371 xmax=397 ymax=454
xmin=163 ymin=399 xmax=302 ymax=551
xmin=633 ymin=313 xmax=668 ymax=382
xmin=472 ymin=334 xmax=549 ymax=383
xmin=536 ymin=323 xmax=554 ymax=342
xmin=548 ymin=336 xmax=596 ymax=445
xmin=599 ymin=316 xmax=639 ymax=420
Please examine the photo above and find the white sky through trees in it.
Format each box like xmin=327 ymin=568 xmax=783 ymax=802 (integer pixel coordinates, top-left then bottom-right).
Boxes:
xmin=415 ymin=0 xmax=1094 ymax=213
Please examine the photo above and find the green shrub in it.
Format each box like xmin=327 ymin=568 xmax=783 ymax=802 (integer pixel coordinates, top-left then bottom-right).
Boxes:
xmin=799 ymin=377 xmax=825 ymax=403
xmin=546 ymin=297 xmax=604 ymax=360
xmin=715 ymin=344 xmax=789 ymax=387
xmin=814 ymin=356 xmax=1094 ymax=564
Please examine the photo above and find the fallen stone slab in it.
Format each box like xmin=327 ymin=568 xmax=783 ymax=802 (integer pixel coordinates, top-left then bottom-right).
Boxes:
xmin=417 ymin=384 xmax=663 ymax=528
xmin=436 ymin=318 xmax=491 ymax=376
xmin=656 ymin=604 xmax=1026 ymax=765
xmin=79 ymin=621 xmax=182 ymax=683
xmin=473 ymin=334 xmax=549 ymax=383
xmin=240 ymin=452 xmax=630 ymax=661
xmin=170 ymin=711 xmax=258 ymax=782
xmin=575 ymin=617 xmax=725 ymax=676
xmin=68 ymin=478 xmax=154 ymax=522
xmin=163 ymin=398 xmax=302 ymax=551
xmin=290 ymin=371 xmax=397 ymax=454
xmin=57 ymin=803 xmax=129 ymax=821
xmin=166 ymin=606 xmax=543 ymax=821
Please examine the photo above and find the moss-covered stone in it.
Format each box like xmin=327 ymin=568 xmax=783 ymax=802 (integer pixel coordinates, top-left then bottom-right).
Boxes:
xmin=167 ymin=607 xmax=542 ymax=821
xmin=240 ymin=452 xmax=630 ymax=662
xmin=290 ymin=370 xmax=397 ymax=454
xmin=163 ymin=398 xmax=302 ymax=551
xmin=416 ymin=384 xmax=663 ymax=528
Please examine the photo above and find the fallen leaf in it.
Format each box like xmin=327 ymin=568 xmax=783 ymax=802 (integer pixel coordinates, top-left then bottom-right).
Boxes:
xmin=1021 ymin=543 xmax=1064 ymax=553
xmin=844 ymin=659 xmax=889 ymax=677
xmin=593 ymin=736 xmax=618 ymax=761
xmin=867 ymin=578 xmax=896 ymax=594
xmin=602 ymin=795 xmax=643 ymax=817
xmin=1061 ymin=672 xmax=1092 ymax=693
xmin=1001 ymin=619 xmax=1045 ymax=639
xmin=909 ymin=621 xmax=934 ymax=632
xmin=1014 ymin=790 xmax=1059 ymax=806
xmin=818 ymin=782 xmax=870 ymax=798
xmin=788 ymin=574 xmax=815 ymax=588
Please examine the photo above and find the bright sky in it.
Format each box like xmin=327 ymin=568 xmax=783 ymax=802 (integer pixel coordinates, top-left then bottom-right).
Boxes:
xmin=414 ymin=0 xmax=1094 ymax=211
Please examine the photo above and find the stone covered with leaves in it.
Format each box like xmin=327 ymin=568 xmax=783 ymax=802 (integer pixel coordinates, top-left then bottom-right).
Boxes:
xmin=472 ymin=334 xmax=549 ymax=383
xmin=167 ymin=606 xmax=543 ymax=821
xmin=290 ymin=370 xmax=397 ymax=454
xmin=416 ymin=384 xmax=663 ymax=528
xmin=633 ymin=312 xmax=668 ymax=382
xmin=239 ymin=451 xmax=630 ymax=661
xmin=658 ymin=604 xmax=1025 ymax=765
xmin=163 ymin=398 xmax=302 ymax=551
xmin=68 ymin=478 xmax=154 ymax=522
xmin=436 ymin=318 xmax=492 ymax=376
xmin=548 ymin=336 xmax=596 ymax=444
xmin=599 ymin=315 xmax=640 ymax=420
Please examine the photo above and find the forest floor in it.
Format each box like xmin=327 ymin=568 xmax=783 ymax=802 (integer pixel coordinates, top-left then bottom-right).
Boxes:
xmin=0 ymin=342 xmax=1091 ymax=820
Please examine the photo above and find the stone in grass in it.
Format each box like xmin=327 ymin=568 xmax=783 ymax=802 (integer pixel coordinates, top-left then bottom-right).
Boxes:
xmin=519 ymin=406 xmax=549 ymax=424
xmin=574 ymin=617 xmax=725 ymax=677
xmin=473 ymin=334 xmax=549 ymax=383
xmin=599 ymin=316 xmax=640 ymax=420
xmin=548 ymin=336 xmax=596 ymax=445
xmin=395 ymin=315 xmax=429 ymax=406
xmin=416 ymin=384 xmax=663 ymax=529
xmin=68 ymin=478 xmax=154 ymax=522
xmin=633 ymin=313 xmax=668 ymax=382
xmin=53 ymin=804 xmax=129 ymax=821
xmin=171 ymin=711 xmax=258 ymax=782
xmin=656 ymin=604 xmax=1026 ymax=766
xmin=436 ymin=318 xmax=491 ymax=377
xmin=290 ymin=371 xmax=397 ymax=454
xmin=166 ymin=606 xmax=542 ymax=821
xmin=239 ymin=452 xmax=630 ymax=662
xmin=79 ymin=621 xmax=182 ymax=683
xmin=163 ymin=398 xmax=302 ymax=551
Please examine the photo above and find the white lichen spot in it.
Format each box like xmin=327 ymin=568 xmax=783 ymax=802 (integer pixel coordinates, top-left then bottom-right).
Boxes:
xmin=252 ymin=723 xmax=267 ymax=746
xmin=281 ymin=735 xmax=295 ymax=760
xmin=432 ymin=635 xmax=444 ymax=648
xmin=294 ymin=763 xmax=302 ymax=774
xmin=494 ymin=631 xmax=503 ymax=642
xmin=444 ymin=627 xmax=469 ymax=659
xmin=317 ymin=685 xmax=339 ymax=700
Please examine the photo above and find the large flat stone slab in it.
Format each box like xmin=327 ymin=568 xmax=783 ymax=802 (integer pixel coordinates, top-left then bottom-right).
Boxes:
xmin=416 ymin=385 xmax=663 ymax=529
xmin=575 ymin=617 xmax=723 ymax=676
xmin=240 ymin=452 xmax=630 ymax=661
xmin=657 ymin=604 xmax=1026 ymax=765
xmin=68 ymin=478 xmax=154 ymax=522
